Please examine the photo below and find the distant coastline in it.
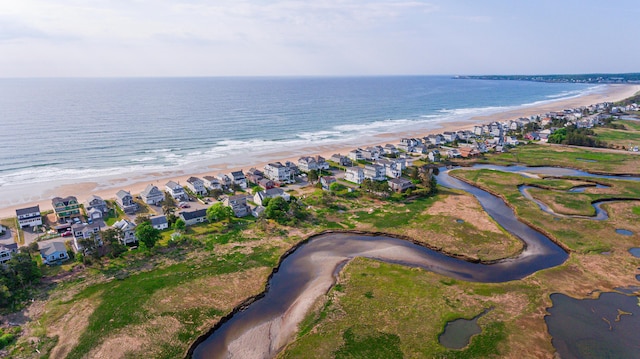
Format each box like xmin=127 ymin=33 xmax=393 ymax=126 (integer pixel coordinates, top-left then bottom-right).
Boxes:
xmin=455 ymin=72 xmax=640 ymax=84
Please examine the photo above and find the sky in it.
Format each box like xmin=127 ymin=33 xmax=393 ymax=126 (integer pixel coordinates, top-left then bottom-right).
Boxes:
xmin=0 ymin=0 xmax=639 ymax=77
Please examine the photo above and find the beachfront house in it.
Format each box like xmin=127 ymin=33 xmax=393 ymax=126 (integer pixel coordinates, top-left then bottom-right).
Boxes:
xmin=165 ymin=181 xmax=188 ymax=201
xmin=383 ymin=144 xmax=399 ymax=155
xmin=186 ymin=177 xmax=207 ymax=196
xmin=253 ymin=188 xmax=290 ymax=206
xmin=217 ymin=174 xmax=232 ymax=188
xmin=298 ymin=156 xmax=318 ymax=172
xmin=264 ymin=162 xmax=293 ymax=183
xmin=150 ymin=215 xmax=168 ymax=230
xmin=0 ymin=243 xmax=18 ymax=264
xmin=85 ymin=195 xmax=109 ymax=216
xmin=388 ymin=178 xmax=415 ymax=193
xmin=224 ymin=195 xmax=250 ymax=217
xmin=39 ymin=242 xmax=69 ymax=265
xmin=316 ymin=156 xmax=330 ymax=170
xmin=140 ymin=184 xmax=164 ymax=205
xmin=330 ymin=154 xmax=352 ymax=167
xmin=52 ymin=196 xmax=81 ymax=221
xmin=345 ymin=167 xmax=365 ymax=184
xmin=87 ymin=207 xmax=103 ymax=221
xmin=203 ymin=176 xmax=222 ymax=191
xmin=229 ymin=171 xmax=248 ymax=189
xmin=347 ymin=149 xmax=363 ymax=162
xmin=179 ymin=209 xmax=208 ymax=226
xmin=16 ymin=205 xmax=42 ymax=228
xmin=115 ymin=190 xmax=139 ymax=214
xmin=363 ymin=164 xmax=386 ymax=181
xmin=113 ymin=219 xmax=137 ymax=245
xmin=245 ymin=168 xmax=264 ymax=184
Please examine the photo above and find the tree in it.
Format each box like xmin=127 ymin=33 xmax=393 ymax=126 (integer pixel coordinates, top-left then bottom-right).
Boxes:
xmin=135 ymin=222 xmax=161 ymax=248
xmin=7 ymin=253 xmax=41 ymax=289
xmin=173 ymin=218 xmax=186 ymax=231
xmin=308 ymin=170 xmax=319 ymax=184
xmin=102 ymin=228 xmax=127 ymax=258
xmin=265 ymin=196 xmax=290 ymax=224
xmin=135 ymin=214 xmax=150 ymax=225
xmin=163 ymin=192 xmax=177 ymax=216
xmin=206 ymin=202 xmax=234 ymax=222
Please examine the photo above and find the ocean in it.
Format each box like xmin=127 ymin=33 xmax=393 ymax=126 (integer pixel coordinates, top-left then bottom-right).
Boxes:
xmin=0 ymin=76 xmax=597 ymax=201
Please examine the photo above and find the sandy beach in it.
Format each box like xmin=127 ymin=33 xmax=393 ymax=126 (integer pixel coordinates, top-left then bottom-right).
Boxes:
xmin=1 ymin=83 xmax=638 ymax=219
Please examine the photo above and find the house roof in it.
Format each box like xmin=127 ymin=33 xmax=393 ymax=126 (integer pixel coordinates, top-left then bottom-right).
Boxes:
xmin=40 ymin=242 xmax=67 ymax=257
xmin=88 ymin=195 xmax=105 ymax=203
xmin=113 ymin=219 xmax=135 ymax=231
xmin=187 ymin=176 xmax=203 ymax=184
xmin=180 ymin=209 xmax=207 ymax=221
xmin=203 ymin=175 xmax=218 ymax=182
xmin=52 ymin=196 xmax=77 ymax=206
xmin=150 ymin=215 xmax=168 ymax=226
xmin=230 ymin=171 xmax=245 ymax=179
xmin=16 ymin=205 xmax=40 ymax=216
xmin=166 ymin=180 xmax=180 ymax=188
xmin=0 ymin=243 xmax=18 ymax=252
xmin=141 ymin=184 xmax=161 ymax=197
xmin=116 ymin=190 xmax=131 ymax=199
xmin=265 ymin=188 xmax=285 ymax=196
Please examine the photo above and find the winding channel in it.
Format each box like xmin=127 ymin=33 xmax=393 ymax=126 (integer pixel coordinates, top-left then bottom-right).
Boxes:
xmin=188 ymin=165 xmax=640 ymax=359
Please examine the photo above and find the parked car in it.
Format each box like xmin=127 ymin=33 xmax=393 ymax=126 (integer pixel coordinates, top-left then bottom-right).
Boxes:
xmin=178 ymin=202 xmax=190 ymax=208
xmin=61 ymin=231 xmax=72 ymax=237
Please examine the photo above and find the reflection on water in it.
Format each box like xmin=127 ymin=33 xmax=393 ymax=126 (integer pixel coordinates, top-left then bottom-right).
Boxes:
xmin=545 ymin=292 xmax=640 ymax=359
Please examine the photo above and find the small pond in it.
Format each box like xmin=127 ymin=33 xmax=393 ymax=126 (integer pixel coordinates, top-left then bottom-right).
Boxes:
xmin=545 ymin=292 xmax=640 ymax=359
xmin=455 ymin=219 xmax=465 ymax=224
xmin=629 ymin=248 xmax=640 ymax=258
xmin=576 ymin=158 xmax=597 ymax=163
xmin=616 ymin=229 xmax=634 ymax=236
xmin=636 ymin=274 xmax=640 ymax=282
xmin=438 ymin=310 xmax=488 ymax=349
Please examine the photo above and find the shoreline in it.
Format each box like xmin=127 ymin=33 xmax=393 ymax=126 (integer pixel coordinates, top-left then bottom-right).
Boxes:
xmin=1 ymin=83 xmax=638 ymax=219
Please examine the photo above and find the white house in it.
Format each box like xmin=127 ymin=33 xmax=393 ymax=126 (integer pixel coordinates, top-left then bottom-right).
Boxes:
xmin=203 ymin=176 xmax=222 ymax=190
xmin=0 ymin=243 xmax=18 ymax=264
xmin=72 ymin=221 xmax=104 ymax=252
xmin=264 ymin=162 xmax=293 ymax=183
xmin=140 ymin=184 xmax=164 ymax=205
xmin=179 ymin=209 xmax=208 ymax=226
xmin=165 ymin=181 xmax=188 ymax=201
xmin=298 ymin=156 xmax=318 ymax=172
xmin=150 ymin=215 xmax=168 ymax=230
xmin=229 ymin=171 xmax=248 ymax=189
xmin=186 ymin=177 xmax=207 ymax=196
xmin=363 ymin=164 xmax=386 ymax=181
xmin=16 ymin=205 xmax=42 ymax=228
xmin=345 ymin=167 xmax=365 ymax=184
xmin=253 ymin=188 xmax=291 ymax=206
xmin=113 ymin=219 xmax=137 ymax=245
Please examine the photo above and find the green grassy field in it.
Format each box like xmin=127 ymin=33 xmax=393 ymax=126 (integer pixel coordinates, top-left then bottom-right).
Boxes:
xmin=594 ymin=120 xmax=640 ymax=148
xmin=450 ymin=168 xmax=640 ymax=253
xmin=472 ymin=143 xmax=640 ymax=174
xmin=280 ymin=258 xmax=514 ymax=359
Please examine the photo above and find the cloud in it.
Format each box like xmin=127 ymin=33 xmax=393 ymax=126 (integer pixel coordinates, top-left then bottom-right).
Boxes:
xmin=0 ymin=16 xmax=47 ymax=41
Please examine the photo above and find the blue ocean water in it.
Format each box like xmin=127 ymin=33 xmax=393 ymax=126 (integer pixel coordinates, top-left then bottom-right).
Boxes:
xmin=0 ymin=76 xmax=595 ymax=188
